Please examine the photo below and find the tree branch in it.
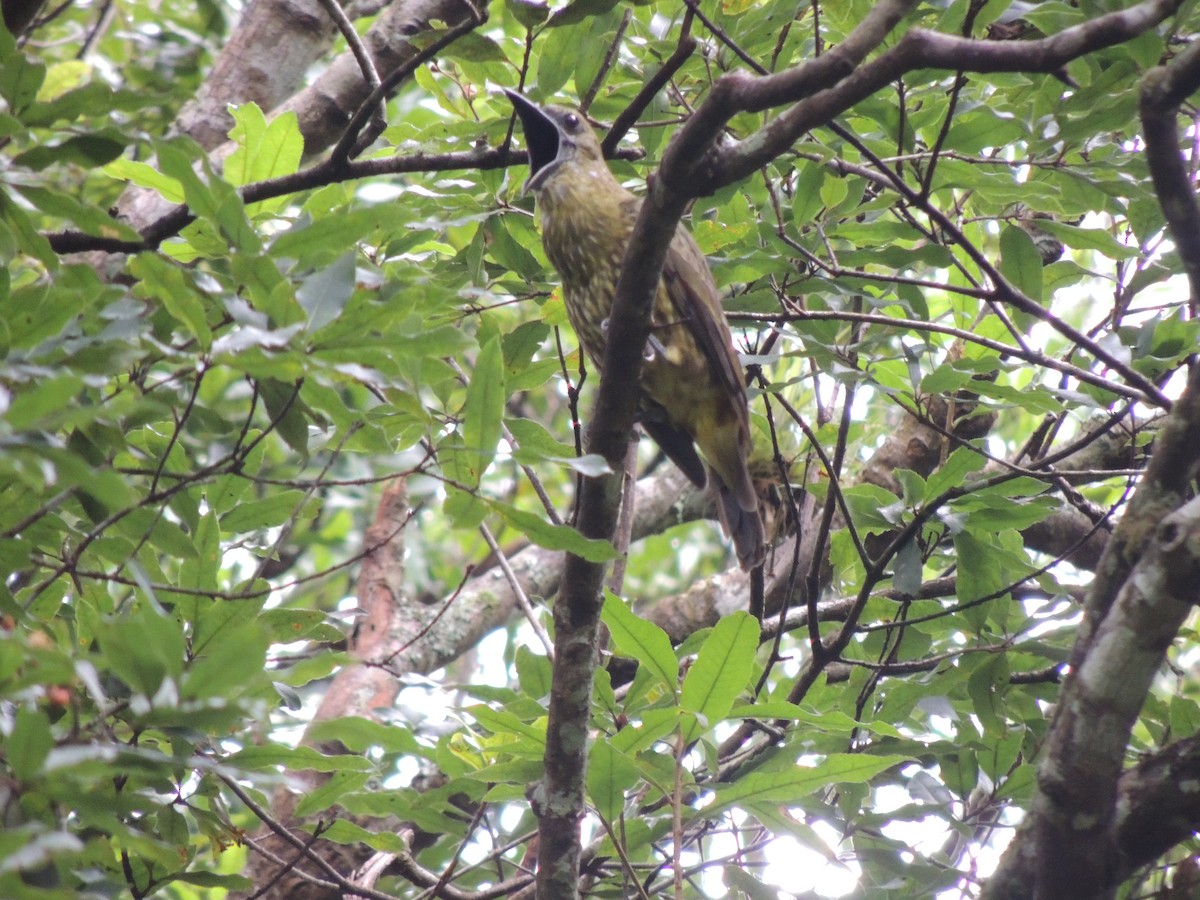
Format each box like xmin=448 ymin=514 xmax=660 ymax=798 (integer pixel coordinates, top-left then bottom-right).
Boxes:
xmin=1139 ymin=38 xmax=1200 ymax=313
xmin=111 ymin=0 xmax=488 ymax=239
xmin=1019 ymin=366 xmax=1200 ymax=900
xmin=705 ymin=0 xmax=1184 ymax=190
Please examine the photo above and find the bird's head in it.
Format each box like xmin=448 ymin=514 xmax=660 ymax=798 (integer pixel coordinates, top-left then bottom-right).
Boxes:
xmin=504 ymin=90 xmax=605 ymax=193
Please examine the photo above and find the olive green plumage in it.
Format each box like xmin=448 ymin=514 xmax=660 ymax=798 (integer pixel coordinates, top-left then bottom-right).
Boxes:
xmin=506 ymin=91 xmax=765 ymax=571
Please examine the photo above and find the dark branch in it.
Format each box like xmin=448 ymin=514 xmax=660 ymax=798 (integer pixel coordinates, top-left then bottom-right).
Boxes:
xmin=1139 ymin=38 xmax=1200 ymax=313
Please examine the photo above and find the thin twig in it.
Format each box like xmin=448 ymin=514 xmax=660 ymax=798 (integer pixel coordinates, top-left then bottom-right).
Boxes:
xmin=315 ymin=0 xmax=385 ymax=161
xmin=479 ymin=522 xmax=554 ymax=659
xmin=601 ymin=10 xmax=696 ymax=157
xmin=330 ymin=0 xmax=486 ymax=164
xmin=581 ymin=8 xmax=631 ymax=114
xmin=221 ymin=776 xmax=404 ymax=900
xmin=606 ymin=436 xmax=640 ymax=596
xmin=729 ymin=307 xmax=1153 ymax=403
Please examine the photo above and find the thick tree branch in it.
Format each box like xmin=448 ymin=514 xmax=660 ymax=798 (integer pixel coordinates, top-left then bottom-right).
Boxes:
xmin=113 ymin=0 xmax=487 ymax=240
xmin=1140 ymin=38 xmax=1200 ymax=312
xmin=118 ymin=0 xmax=343 ymax=231
xmin=985 ymin=615 xmax=1200 ymax=900
xmin=704 ymin=0 xmax=1184 ymax=190
xmin=1111 ymin=733 xmax=1200 ymax=878
xmin=236 ymin=478 xmax=412 ymax=900
xmin=328 ymin=0 xmax=486 ymax=164
xmin=48 ymin=140 xmax=644 ymax=256
xmin=1004 ymin=36 xmax=1200 ymax=891
xmin=1019 ymin=366 xmax=1200 ymax=900
xmin=522 ymin=0 xmax=905 ymax=882
xmin=174 ymin=0 xmax=340 ymax=153
xmin=671 ymin=0 xmax=1181 ymax=407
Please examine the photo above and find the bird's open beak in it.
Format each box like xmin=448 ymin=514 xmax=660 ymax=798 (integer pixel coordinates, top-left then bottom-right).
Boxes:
xmin=504 ymin=90 xmax=560 ymax=184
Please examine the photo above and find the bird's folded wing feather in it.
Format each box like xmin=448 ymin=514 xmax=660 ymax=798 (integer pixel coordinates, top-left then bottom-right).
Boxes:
xmin=660 ymin=226 xmax=750 ymax=427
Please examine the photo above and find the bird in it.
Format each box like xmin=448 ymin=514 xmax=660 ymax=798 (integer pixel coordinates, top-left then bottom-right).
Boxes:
xmin=504 ymin=90 xmax=765 ymax=571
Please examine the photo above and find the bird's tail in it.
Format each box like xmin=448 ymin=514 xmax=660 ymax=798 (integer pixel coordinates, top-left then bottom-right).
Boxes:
xmin=715 ymin=474 xmax=766 ymax=571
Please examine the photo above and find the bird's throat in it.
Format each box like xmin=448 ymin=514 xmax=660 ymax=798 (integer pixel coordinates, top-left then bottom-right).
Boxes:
xmin=535 ymin=162 xmax=632 ymax=293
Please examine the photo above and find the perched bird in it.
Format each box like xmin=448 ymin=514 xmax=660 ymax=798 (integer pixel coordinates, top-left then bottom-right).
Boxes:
xmin=505 ymin=91 xmax=765 ymax=570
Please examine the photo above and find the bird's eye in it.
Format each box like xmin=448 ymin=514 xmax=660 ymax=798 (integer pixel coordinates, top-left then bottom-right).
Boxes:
xmin=564 ymin=113 xmax=580 ymax=131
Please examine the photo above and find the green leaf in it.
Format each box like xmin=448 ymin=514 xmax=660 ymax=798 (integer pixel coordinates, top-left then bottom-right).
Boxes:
xmin=180 ymin=511 xmax=220 ymax=593
xmin=225 ymin=104 xmax=304 ymax=188
xmin=156 ymin=140 xmax=260 ymax=252
xmin=12 ymin=131 xmax=125 ymax=170
xmin=297 ymin=252 xmax=354 ymax=332
xmin=22 ymin=80 xmax=114 ymax=127
xmin=943 ymin=111 xmax=1024 ymax=154
xmin=462 ymin=336 xmax=506 ymax=486
xmin=308 ymin=717 xmax=427 ymax=755
xmin=188 ymin=592 xmax=265 ymax=657
xmin=183 ymin=618 xmax=268 ymax=700
xmin=0 ymin=187 xmax=56 ymax=266
xmin=95 ymin=603 xmax=187 ymax=697
xmin=104 ymin=158 xmax=185 ymax=203
xmin=967 ymin=654 xmax=1010 ymax=736
xmin=0 ymin=52 xmax=45 ymax=113
xmin=999 ymin=224 xmax=1043 ymax=303
xmin=727 ymin=702 xmax=904 ymax=739
xmin=166 ymin=872 xmax=254 ymax=890
xmin=12 ymin=184 xmax=140 ymax=240
xmin=469 ymin=705 xmax=546 ymax=746
xmin=228 ymin=743 xmax=374 ymax=772
xmin=954 ymin=530 xmax=1006 ymax=606
xmin=507 ymin=0 xmax=550 ymax=26
xmin=259 ymin=379 xmax=309 ymax=456
xmin=610 ymin=708 xmax=680 ymax=755
xmin=468 ymin=758 xmax=548 ymax=783
xmin=2 ymin=374 xmax=83 ymax=430
xmin=316 ymin=819 xmax=410 ymax=853
xmin=130 ymin=253 xmax=213 ymax=349
xmin=507 ymin=416 xmax=611 ymax=475
xmin=231 ymin=251 xmax=300 ymax=326
xmin=35 ymin=59 xmax=89 ymax=102
xmin=924 ymin=446 xmax=987 ymax=500
xmin=840 ymin=483 xmax=903 ymax=533
xmin=704 ymin=754 xmax=910 ymax=818
xmin=144 ymin=515 xmax=198 ymax=561
xmin=535 ymin=27 xmax=577 ymax=95
xmin=488 ymin=499 xmax=618 ymax=562
xmin=9 ymin=707 xmax=54 ymax=781
xmin=442 ymin=439 xmax=487 ymax=529
xmin=792 ymin=160 xmax=830 ymax=226
xmin=259 ymin=609 xmax=342 ymax=645
xmin=602 ymin=590 xmax=678 ymax=691
xmin=295 ymin=770 xmax=373 ymax=818
xmin=1032 ymin=219 xmax=1139 ymax=260
xmin=272 ymin=205 xmax=411 ymax=264
xmin=548 ymin=0 xmax=620 ymax=25
xmin=486 ymin=216 xmax=542 ymax=279
xmin=680 ymin=612 xmax=759 ymax=740
xmin=516 ymin=645 xmax=552 ymax=699
xmin=818 ymin=172 xmax=848 ymax=211
xmin=892 ymin=536 xmax=923 ymax=597
xmin=587 ymin=738 xmax=640 ymax=821
xmin=443 ymin=32 xmax=509 ymax=63
xmin=220 ymin=490 xmax=307 ymax=532
xmin=724 ymin=865 xmax=787 ymax=900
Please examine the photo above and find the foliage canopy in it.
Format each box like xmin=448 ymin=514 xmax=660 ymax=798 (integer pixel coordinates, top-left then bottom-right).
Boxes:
xmin=2 ymin=0 xmax=1200 ymax=898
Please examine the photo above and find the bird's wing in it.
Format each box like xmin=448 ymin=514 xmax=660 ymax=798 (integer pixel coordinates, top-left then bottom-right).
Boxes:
xmin=660 ymin=224 xmax=750 ymax=426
